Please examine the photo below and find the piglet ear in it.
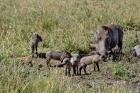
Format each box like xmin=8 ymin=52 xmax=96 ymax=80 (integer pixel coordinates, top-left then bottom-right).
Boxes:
xmin=102 ymin=26 xmax=111 ymax=32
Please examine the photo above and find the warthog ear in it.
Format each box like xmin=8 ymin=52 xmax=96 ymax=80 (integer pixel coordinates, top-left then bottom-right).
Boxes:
xmin=102 ymin=26 xmax=112 ymax=32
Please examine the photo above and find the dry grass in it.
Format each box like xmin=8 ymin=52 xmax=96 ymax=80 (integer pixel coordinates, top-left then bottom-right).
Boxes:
xmin=0 ymin=0 xmax=140 ymax=93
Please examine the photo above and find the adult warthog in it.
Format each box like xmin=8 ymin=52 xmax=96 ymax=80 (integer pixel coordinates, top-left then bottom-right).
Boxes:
xmin=95 ymin=24 xmax=124 ymax=59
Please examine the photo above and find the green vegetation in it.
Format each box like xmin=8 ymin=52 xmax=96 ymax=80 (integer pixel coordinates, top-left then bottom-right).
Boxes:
xmin=0 ymin=0 xmax=140 ymax=93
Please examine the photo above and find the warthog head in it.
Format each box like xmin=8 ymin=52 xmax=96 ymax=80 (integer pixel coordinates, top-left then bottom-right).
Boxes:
xmin=95 ymin=26 xmax=112 ymax=57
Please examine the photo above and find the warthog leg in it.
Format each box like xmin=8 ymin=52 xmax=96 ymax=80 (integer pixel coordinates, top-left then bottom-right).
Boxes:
xmin=72 ymin=65 xmax=76 ymax=76
xmin=94 ymin=62 xmax=100 ymax=71
xmin=79 ymin=65 xmax=83 ymax=75
xmin=83 ymin=65 xmax=87 ymax=75
xmin=65 ymin=66 xmax=71 ymax=76
xmin=96 ymin=62 xmax=100 ymax=71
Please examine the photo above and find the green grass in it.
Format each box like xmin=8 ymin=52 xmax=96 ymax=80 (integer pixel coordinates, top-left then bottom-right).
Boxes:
xmin=0 ymin=0 xmax=140 ymax=93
